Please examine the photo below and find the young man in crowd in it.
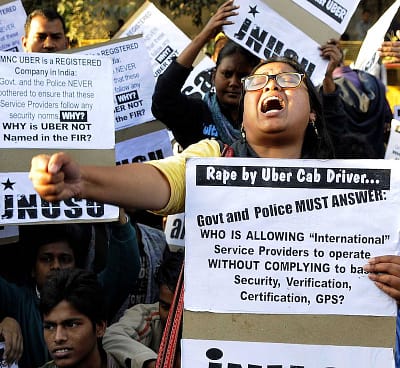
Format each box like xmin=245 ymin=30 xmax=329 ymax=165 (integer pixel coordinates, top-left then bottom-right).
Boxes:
xmin=39 ymin=268 xmax=121 ymax=368
xmin=0 ymin=218 xmax=140 ymax=367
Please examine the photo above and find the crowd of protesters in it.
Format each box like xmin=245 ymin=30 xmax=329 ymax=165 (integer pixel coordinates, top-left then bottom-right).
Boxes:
xmin=2 ymin=1 xmax=400 ymax=367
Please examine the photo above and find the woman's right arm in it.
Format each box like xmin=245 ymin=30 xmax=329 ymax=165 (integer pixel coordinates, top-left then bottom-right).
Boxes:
xmin=30 ymin=141 xmax=221 ymax=214
xmin=29 ymin=152 xmax=171 ymax=211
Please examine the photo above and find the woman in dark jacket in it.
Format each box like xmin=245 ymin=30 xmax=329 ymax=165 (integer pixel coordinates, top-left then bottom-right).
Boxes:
xmin=151 ymin=0 xmax=259 ymax=148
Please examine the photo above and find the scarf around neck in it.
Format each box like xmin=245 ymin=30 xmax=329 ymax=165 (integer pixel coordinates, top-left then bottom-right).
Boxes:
xmin=203 ymin=91 xmax=241 ymax=145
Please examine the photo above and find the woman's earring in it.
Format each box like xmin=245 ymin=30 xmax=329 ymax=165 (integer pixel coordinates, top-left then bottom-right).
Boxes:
xmin=241 ymin=125 xmax=246 ymax=142
xmin=310 ymin=119 xmax=319 ymax=138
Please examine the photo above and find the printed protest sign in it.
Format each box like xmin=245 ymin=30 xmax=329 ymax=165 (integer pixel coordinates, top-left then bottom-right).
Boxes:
xmin=0 ymin=51 xmax=118 ymax=224
xmin=180 ymin=57 xmax=214 ymax=100
xmin=115 ymin=1 xmax=190 ymax=78
xmin=385 ymin=119 xmax=400 ymax=160
xmin=115 ymin=1 xmax=215 ymax=96
xmin=0 ymin=51 xmax=114 ymax=149
xmin=354 ymin=0 xmax=400 ymax=72
xmin=72 ymin=35 xmax=155 ymax=130
xmin=111 ymin=0 xmax=215 ymax=152
xmin=115 ymin=128 xmax=173 ymax=165
xmin=0 ymin=172 xmax=117 ymax=224
xmin=181 ymin=339 xmax=395 ymax=368
xmin=0 ymin=0 xmax=26 ymax=52
xmin=185 ymin=158 xmax=400 ymax=316
xmin=164 ymin=212 xmax=185 ymax=251
xmin=223 ymin=0 xmax=328 ymax=84
xmin=290 ymin=0 xmax=359 ymax=35
xmin=71 ymin=36 xmax=175 ymax=167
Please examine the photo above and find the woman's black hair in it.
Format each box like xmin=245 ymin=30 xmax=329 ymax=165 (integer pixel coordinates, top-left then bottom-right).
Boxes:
xmin=215 ymin=39 xmax=260 ymax=69
xmin=241 ymin=56 xmax=334 ymax=159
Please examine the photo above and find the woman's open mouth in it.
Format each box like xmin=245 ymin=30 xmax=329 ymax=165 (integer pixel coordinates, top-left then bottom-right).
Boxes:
xmin=261 ymin=96 xmax=284 ymax=113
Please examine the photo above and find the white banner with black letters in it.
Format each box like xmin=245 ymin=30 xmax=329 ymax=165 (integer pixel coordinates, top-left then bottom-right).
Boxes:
xmin=115 ymin=129 xmax=173 ymax=165
xmin=290 ymin=0 xmax=359 ymax=35
xmin=0 ymin=172 xmax=118 ymax=224
xmin=116 ymin=1 xmax=215 ymax=98
xmin=0 ymin=0 xmax=26 ymax=52
xmin=117 ymin=1 xmax=190 ymax=79
xmin=181 ymin=339 xmax=394 ymax=368
xmin=73 ymin=36 xmax=155 ymax=130
xmin=223 ymin=0 xmax=328 ymax=84
xmin=185 ymin=157 xmax=400 ymax=316
xmin=0 ymin=51 xmax=114 ymax=149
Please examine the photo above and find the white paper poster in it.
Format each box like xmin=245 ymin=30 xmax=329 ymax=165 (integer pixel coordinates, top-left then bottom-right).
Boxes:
xmin=290 ymin=0 xmax=359 ymax=35
xmin=0 ymin=51 xmax=115 ymax=149
xmin=0 ymin=0 xmax=26 ymax=52
xmin=116 ymin=1 xmax=215 ymax=97
xmin=164 ymin=212 xmax=185 ymax=250
xmin=117 ymin=2 xmax=190 ymax=78
xmin=185 ymin=158 xmax=400 ymax=316
xmin=0 ymin=172 xmax=118 ymax=225
xmin=115 ymin=129 xmax=173 ymax=165
xmin=385 ymin=119 xmax=400 ymax=160
xmin=74 ymin=36 xmax=155 ymax=130
xmin=182 ymin=339 xmax=395 ymax=368
xmin=354 ymin=0 xmax=400 ymax=72
xmin=223 ymin=0 xmax=328 ymax=84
